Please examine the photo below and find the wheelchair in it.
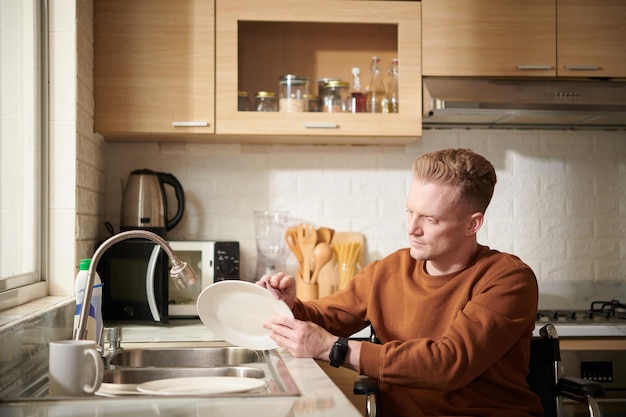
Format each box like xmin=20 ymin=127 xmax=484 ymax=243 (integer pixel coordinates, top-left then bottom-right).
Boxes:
xmin=354 ymin=324 xmax=605 ymax=417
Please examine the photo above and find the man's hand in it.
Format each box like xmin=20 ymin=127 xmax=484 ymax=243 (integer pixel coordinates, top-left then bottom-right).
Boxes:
xmin=263 ymin=316 xmax=336 ymax=360
xmin=256 ymin=272 xmax=297 ymax=309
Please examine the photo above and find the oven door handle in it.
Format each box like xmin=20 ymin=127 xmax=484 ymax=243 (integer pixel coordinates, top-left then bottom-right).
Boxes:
xmin=146 ymin=245 xmax=162 ymax=322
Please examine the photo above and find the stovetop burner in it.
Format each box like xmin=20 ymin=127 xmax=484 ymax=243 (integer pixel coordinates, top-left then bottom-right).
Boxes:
xmin=537 ymin=299 xmax=626 ymax=323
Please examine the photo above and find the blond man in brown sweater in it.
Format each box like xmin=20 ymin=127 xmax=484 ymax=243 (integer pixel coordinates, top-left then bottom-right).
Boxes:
xmin=258 ymin=148 xmax=543 ymax=417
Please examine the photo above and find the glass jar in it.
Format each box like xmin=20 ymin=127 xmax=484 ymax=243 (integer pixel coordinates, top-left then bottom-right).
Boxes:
xmin=322 ymin=80 xmax=350 ymax=113
xmin=304 ymin=94 xmax=320 ymax=112
xmin=254 ymin=91 xmax=278 ymax=112
xmin=279 ymin=74 xmax=309 ymax=112
xmin=238 ymin=91 xmax=250 ymax=111
xmin=317 ymin=77 xmax=340 ymax=110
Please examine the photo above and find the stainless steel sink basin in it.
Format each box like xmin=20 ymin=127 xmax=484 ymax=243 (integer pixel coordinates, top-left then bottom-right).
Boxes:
xmin=5 ymin=346 xmax=299 ymax=400
xmin=99 ymin=347 xmax=299 ymax=398
xmin=104 ymin=366 xmax=265 ymax=384
xmin=108 ymin=347 xmax=259 ymax=368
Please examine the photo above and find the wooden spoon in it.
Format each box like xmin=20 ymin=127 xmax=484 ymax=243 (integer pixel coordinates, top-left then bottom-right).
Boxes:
xmin=316 ymin=227 xmax=335 ymax=244
xmin=310 ymin=242 xmax=333 ymax=285
xmin=297 ymin=223 xmax=317 ymax=283
xmin=285 ymin=226 xmax=303 ymax=275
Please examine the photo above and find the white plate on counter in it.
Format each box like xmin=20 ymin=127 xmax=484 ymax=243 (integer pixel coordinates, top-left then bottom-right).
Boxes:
xmin=96 ymin=383 xmax=142 ymax=397
xmin=196 ymin=280 xmax=293 ymax=350
xmin=136 ymin=376 xmax=266 ymax=396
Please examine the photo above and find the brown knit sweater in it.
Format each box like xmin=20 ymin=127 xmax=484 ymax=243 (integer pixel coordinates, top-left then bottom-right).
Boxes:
xmin=293 ymin=245 xmax=544 ymax=417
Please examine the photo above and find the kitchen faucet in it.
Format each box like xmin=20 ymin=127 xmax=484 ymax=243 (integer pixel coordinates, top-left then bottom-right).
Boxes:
xmin=73 ymin=230 xmax=197 ymax=342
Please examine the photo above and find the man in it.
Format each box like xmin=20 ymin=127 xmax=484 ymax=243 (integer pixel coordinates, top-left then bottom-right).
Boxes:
xmin=257 ymin=148 xmax=543 ymax=417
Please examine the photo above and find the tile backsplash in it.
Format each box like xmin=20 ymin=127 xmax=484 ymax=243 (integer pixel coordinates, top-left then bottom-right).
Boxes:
xmin=105 ymin=129 xmax=626 ymax=308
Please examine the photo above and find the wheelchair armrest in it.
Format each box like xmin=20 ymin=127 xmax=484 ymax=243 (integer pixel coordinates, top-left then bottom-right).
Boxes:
xmin=556 ymin=376 xmax=606 ymax=402
xmin=354 ymin=375 xmax=378 ymax=395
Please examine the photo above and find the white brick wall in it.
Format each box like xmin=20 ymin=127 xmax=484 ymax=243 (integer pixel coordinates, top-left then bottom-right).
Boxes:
xmin=105 ymin=129 xmax=626 ymax=303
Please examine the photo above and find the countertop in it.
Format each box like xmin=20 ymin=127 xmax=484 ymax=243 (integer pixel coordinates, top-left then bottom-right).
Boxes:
xmin=0 ymin=319 xmax=364 ymax=417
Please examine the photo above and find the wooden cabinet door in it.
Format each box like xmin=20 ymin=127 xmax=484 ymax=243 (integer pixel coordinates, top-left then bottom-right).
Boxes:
xmin=558 ymin=0 xmax=626 ymax=78
xmin=215 ymin=0 xmax=422 ymax=144
xmin=94 ymin=0 xmax=214 ymax=138
xmin=422 ymin=0 xmax=556 ymax=77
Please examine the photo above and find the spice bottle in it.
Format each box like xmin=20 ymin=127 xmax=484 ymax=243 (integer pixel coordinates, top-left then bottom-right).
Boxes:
xmin=366 ymin=56 xmax=388 ymax=113
xmin=255 ymin=91 xmax=278 ymax=112
xmin=304 ymin=94 xmax=320 ymax=112
xmin=322 ymin=80 xmax=350 ymax=113
xmin=350 ymin=67 xmax=366 ymax=113
xmin=238 ymin=91 xmax=250 ymax=111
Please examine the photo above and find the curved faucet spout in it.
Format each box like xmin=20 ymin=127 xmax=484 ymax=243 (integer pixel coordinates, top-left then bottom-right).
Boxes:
xmin=73 ymin=230 xmax=197 ymax=341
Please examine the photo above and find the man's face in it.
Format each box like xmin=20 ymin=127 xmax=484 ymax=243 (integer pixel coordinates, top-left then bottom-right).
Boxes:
xmin=406 ymin=179 xmax=476 ymax=268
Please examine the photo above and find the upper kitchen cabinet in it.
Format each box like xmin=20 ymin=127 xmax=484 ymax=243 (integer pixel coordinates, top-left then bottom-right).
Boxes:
xmin=422 ymin=0 xmax=556 ymax=77
xmin=422 ymin=0 xmax=626 ymax=79
xmin=94 ymin=0 xmax=215 ymax=138
xmin=215 ymin=0 xmax=422 ymax=145
xmin=557 ymin=0 xmax=626 ymax=78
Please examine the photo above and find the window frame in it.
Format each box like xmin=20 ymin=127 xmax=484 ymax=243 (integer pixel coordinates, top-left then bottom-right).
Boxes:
xmin=0 ymin=0 xmax=48 ymax=310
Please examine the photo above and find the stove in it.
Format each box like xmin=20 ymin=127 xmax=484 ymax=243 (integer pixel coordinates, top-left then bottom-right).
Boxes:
xmin=536 ymin=300 xmax=626 ymax=416
xmin=535 ymin=300 xmax=626 ymax=338
xmin=537 ymin=299 xmax=626 ymax=323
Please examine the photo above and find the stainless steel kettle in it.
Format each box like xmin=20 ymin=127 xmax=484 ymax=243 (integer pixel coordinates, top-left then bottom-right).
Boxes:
xmin=120 ymin=169 xmax=185 ymax=238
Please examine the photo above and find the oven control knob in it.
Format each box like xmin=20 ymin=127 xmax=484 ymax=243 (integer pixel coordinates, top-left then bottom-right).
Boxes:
xmin=218 ymin=258 xmax=237 ymax=276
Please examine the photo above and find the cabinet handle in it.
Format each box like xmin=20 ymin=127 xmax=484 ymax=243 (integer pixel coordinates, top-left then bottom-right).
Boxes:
xmin=171 ymin=121 xmax=210 ymax=127
xmin=516 ymin=65 xmax=554 ymax=70
xmin=303 ymin=123 xmax=339 ymax=129
xmin=563 ymin=65 xmax=603 ymax=71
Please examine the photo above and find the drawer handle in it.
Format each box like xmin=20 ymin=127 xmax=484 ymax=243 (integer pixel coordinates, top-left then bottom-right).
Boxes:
xmin=516 ymin=65 xmax=554 ymax=70
xmin=563 ymin=65 xmax=603 ymax=71
xmin=172 ymin=121 xmax=210 ymax=127
xmin=303 ymin=123 xmax=340 ymax=129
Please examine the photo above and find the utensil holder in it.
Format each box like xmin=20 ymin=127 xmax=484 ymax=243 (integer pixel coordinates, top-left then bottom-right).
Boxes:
xmin=296 ymin=276 xmax=319 ymax=301
xmin=317 ymin=261 xmax=337 ymax=298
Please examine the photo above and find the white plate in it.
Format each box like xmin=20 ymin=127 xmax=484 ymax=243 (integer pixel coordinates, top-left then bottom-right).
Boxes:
xmin=96 ymin=383 xmax=142 ymax=396
xmin=136 ymin=376 xmax=266 ymax=396
xmin=196 ymin=280 xmax=293 ymax=350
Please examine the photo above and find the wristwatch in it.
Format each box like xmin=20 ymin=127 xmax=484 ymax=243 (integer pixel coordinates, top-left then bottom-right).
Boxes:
xmin=329 ymin=337 xmax=349 ymax=368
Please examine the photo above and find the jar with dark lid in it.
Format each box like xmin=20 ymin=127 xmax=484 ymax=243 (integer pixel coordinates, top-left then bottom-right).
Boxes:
xmin=322 ymin=80 xmax=350 ymax=113
xmin=238 ymin=91 xmax=250 ymax=111
xmin=279 ymin=74 xmax=309 ymax=112
xmin=254 ymin=91 xmax=278 ymax=112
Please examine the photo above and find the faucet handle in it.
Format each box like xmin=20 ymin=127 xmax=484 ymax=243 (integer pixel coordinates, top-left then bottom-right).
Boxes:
xmin=104 ymin=327 xmax=123 ymax=350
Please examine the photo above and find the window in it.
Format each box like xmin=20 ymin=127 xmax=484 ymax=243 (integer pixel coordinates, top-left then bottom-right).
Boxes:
xmin=0 ymin=0 xmax=46 ymax=310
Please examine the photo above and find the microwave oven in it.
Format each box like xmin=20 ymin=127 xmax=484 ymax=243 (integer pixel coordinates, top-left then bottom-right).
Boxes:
xmin=98 ymin=240 xmax=239 ymax=323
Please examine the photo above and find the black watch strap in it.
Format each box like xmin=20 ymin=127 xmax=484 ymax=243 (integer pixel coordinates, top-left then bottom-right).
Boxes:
xmin=329 ymin=337 xmax=349 ymax=368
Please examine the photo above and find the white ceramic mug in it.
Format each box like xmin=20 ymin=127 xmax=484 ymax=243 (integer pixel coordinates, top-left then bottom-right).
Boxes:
xmin=48 ymin=340 xmax=104 ymax=397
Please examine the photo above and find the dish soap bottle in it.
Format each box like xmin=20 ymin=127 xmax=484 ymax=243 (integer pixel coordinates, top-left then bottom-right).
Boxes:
xmin=74 ymin=258 xmax=103 ymax=344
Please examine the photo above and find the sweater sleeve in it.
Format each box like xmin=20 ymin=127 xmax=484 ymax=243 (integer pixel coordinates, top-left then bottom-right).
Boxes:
xmin=292 ymin=266 xmax=375 ymax=337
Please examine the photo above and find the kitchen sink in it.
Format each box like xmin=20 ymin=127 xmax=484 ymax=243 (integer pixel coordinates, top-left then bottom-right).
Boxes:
xmin=5 ymin=346 xmax=300 ymax=400
xmin=108 ymin=347 xmax=260 ymax=368
xmin=104 ymin=366 xmax=266 ymax=384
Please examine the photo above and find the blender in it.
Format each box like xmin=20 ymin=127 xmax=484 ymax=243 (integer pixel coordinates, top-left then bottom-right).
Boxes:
xmin=254 ymin=211 xmax=290 ymax=278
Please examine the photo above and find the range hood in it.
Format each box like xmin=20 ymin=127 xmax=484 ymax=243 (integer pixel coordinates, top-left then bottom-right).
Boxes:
xmin=423 ymin=77 xmax=626 ymax=129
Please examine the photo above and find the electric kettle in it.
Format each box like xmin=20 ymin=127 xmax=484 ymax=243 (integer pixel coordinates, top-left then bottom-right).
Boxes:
xmin=120 ymin=169 xmax=185 ymax=238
